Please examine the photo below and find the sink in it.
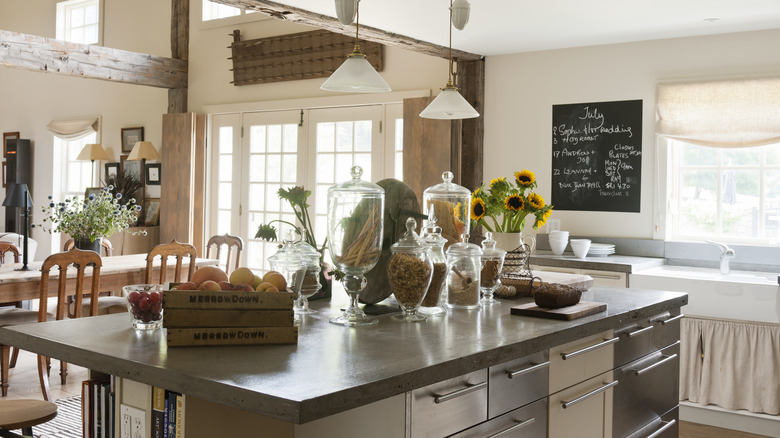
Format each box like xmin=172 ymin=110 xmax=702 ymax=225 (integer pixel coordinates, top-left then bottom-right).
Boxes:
xmin=629 ymin=265 xmax=780 ymax=323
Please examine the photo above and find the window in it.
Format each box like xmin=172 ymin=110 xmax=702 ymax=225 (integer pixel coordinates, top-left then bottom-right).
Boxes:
xmin=202 ymin=0 xmax=256 ymax=21
xmin=56 ymin=0 xmax=101 ymax=45
xmin=55 ymin=132 xmax=97 ymax=200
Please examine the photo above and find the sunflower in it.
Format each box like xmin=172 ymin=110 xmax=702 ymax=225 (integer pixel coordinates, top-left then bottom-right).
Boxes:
xmin=515 ymin=170 xmax=535 ymax=187
xmin=528 ymin=193 xmax=545 ymax=210
xmin=471 ymin=197 xmax=486 ymax=221
xmin=504 ymin=194 xmax=524 ymax=211
xmin=490 ymin=177 xmax=507 ymax=191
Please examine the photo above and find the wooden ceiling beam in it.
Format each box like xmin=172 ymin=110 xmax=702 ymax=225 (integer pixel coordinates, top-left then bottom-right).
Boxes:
xmin=211 ymin=0 xmax=484 ymax=62
xmin=0 ymin=29 xmax=188 ymax=89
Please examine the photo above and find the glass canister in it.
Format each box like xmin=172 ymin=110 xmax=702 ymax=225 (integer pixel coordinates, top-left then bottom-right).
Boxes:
xmin=445 ymin=234 xmax=482 ymax=310
xmin=422 ymin=171 xmax=471 ymax=249
xmin=387 ymin=217 xmax=433 ymax=322
xmin=267 ymin=230 xmax=307 ymax=297
xmin=480 ymin=232 xmax=506 ymax=305
xmin=292 ymin=235 xmax=322 ymax=315
xmin=327 ymin=165 xmax=385 ymax=327
xmin=419 ymin=205 xmax=448 ymax=315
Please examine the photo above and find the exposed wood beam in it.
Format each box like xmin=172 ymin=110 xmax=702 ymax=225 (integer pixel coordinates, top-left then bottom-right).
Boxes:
xmin=211 ymin=0 xmax=483 ymax=61
xmin=168 ymin=0 xmax=190 ymax=112
xmin=0 ymin=29 xmax=188 ymax=89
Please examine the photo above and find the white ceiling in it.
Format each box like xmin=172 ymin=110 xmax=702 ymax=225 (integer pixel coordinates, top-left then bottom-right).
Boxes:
xmin=278 ymin=0 xmax=780 ymax=56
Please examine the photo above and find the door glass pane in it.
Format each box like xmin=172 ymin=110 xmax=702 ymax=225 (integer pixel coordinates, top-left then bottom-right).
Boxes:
xmin=219 ymin=156 xmax=232 ymax=181
xmin=266 ymin=155 xmax=282 ymax=182
xmin=218 ymin=183 xmax=232 ymax=209
xmin=250 ymin=126 xmax=266 ymax=153
xmin=336 ymin=122 xmax=353 ymax=152
xmin=354 ymin=120 xmax=371 ymax=152
xmin=268 ymin=125 xmax=282 ymax=153
xmin=219 ymin=127 xmax=233 ymax=154
xmin=317 ymin=123 xmax=335 ymax=152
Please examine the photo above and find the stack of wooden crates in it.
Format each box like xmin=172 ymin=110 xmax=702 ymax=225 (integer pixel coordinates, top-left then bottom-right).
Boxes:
xmin=162 ymin=290 xmax=297 ymax=347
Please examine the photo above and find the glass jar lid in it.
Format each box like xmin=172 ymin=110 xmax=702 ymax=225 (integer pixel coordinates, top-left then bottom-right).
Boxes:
xmin=480 ymin=232 xmax=506 ymax=260
xmin=391 ymin=217 xmax=428 ymax=254
xmin=445 ymin=234 xmax=483 ymax=258
xmin=423 ymin=171 xmax=471 ymax=198
xmin=421 ymin=205 xmax=447 ymax=248
xmin=328 ymin=166 xmax=384 ymax=197
xmin=268 ymin=230 xmax=306 ymax=270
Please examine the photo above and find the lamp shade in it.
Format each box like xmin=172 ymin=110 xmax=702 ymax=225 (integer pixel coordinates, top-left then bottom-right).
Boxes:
xmin=451 ymin=0 xmax=471 ymax=30
xmin=335 ymin=0 xmax=357 ymax=25
xmin=76 ymin=143 xmax=111 ymax=162
xmin=127 ymin=141 xmax=160 ymax=161
xmin=3 ymin=183 xmax=33 ymax=208
xmin=420 ymin=84 xmax=480 ymax=119
xmin=321 ymin=53 xmax=391 ymax=93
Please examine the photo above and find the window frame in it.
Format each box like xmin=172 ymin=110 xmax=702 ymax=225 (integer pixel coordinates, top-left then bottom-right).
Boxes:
xmin=56 ymin=0 xmax=103 ymax=45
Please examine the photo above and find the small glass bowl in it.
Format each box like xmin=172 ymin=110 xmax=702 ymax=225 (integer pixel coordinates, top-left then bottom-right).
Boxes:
xmin=122 ymin=284 xmax=164 ymax=330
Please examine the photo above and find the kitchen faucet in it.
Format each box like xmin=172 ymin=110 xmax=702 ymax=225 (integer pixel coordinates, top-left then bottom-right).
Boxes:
xmin=706 ymin=240 xmax=735 ymax=275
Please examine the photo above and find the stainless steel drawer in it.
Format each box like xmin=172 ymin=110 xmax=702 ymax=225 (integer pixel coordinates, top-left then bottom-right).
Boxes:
xmin=488 ymin=351 xmax=548 ymax=418
xmin=449 ymin=398 xmax=547 ymax=438
xmin=612 ymin=342 xmax=680 ymax=438
xmin=620 ymin=406 xmax=679 ymax=438
xmin=614 ymin=311 xmax=682 ymax=368
xmin=549 ymin=330 xmax=616 ymax=394
xmin=410 ymin=369 xmax=488 ymax=438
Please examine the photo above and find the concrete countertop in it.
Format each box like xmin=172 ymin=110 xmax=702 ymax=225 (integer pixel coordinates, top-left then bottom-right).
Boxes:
xmin=530 ymin=251 xmax=665 ymax=273
xmin=0 ymin=288 xmax=686 ymax=424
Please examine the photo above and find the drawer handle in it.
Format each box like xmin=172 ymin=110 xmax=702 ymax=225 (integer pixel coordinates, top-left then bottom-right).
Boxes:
xmin=561 ymin=380 xmax=618 ymax=409
xmin=627 ymin=325 xmax=654 ymax=337
xmin=507 ymin=361 xmax=550 ymax=379
xmin=633 ymin=353 xmax=678 ymax=376
xmin=588 ymin=273 xmax=623 ymax=280
xmin=660 ymin=313 xmax=685 ymax=325
xmin=561 ymin=337 xmax=619 ymax=360
xmin=647 ymin=419 xmax=677 ymax=438
xmin=486 ymin=417 xmax=536 ymax=438
xmin=433 ymin=380 xmax=487 ymax=404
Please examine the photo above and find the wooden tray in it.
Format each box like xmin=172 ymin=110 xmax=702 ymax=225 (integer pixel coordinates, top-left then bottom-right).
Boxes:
xmin=510 ymin=301 xmax=607 ymax=320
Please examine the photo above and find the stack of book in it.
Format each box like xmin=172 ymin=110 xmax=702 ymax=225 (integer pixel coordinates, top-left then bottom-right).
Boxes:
xmin=81 ymin=378 xmax=114 ymax=438
xmin=162 ymin=290 xmax=298 ymax=347
xmin=151 ymin=387 xmax=183 ymax=438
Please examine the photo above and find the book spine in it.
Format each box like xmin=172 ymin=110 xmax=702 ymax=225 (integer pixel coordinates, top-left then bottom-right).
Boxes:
xmin=166 ymin=326 xmax=298 ymax=347
xmin=175 ymin=394 xmax=184 ymax=438
xmin=82 ymin=380 xmax=90 ymax=438
xmin=163 ymin=309 xmax=294 ymax=328
xmin=163 ymin=396 xmax=169 ymax=438
xmin=166 ymin=391 xmax=177 ymax=438
xmin=162 ymin=290 xmax=294 ymax=310
xmin=152 ymin=386 xmax=166 ymax=438
xmin=94 ymin=381 xmax=101 ymax=438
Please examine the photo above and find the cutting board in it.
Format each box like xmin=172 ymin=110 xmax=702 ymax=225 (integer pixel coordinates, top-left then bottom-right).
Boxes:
xmin=510 ymin=301 xmax=607 ymax=320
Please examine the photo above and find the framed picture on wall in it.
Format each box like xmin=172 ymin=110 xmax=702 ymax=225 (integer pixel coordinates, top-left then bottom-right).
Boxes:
xmin=120 ymin=154 xmax=144 ymax=184
xmin=121 ymin=127 xmax=144 ymax=153
xmin=145 ymin=163 xmax=161 ymax=185
xmin=105 ymin=162 xmax=120 ymax=181
xmin=84 ymin=187 xmax=102 ymax=200
xmin=143 ymin=198 xmax=161 ymax=226
xmin=3 ymin=132 xmax=19 ymax=158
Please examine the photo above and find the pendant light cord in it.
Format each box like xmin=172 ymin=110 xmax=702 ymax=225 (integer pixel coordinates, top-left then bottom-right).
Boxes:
xmin=448 ymin=0 xmax=454 ymax=85
xmin=354 ymin=0 xmax=361 ymax=53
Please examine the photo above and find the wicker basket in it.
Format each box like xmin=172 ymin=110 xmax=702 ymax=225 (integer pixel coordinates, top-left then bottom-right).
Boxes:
xmin=495 ymin=243 xmax=541 ymax=298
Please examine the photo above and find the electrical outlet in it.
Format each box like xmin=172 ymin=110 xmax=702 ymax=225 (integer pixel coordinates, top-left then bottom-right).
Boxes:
xmin=547 ymin=219 xmax=561 ymax=232
xmin=120 ymin=404 xmax=146 ymax=438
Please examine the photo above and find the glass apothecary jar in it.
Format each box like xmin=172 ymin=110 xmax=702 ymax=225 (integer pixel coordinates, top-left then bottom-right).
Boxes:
xmin=445 ymin=234 xmax=482 ymax=310
xmin=326 ymin=166 xmax=385 ymax=327
xmin=423 ymin=171 xmax=471 ymax=249
xmin=387 ymin=217 xmax=433 ymax=322
xmin=292 ymin=235 xmax=322 ymax=315
xmin=420 ymin=205 xmax=448 ymax=315
xmin=480 ymin=232 xmax=506 ymax=305
xmin=267 ymin=230 xmax=306 ymax=296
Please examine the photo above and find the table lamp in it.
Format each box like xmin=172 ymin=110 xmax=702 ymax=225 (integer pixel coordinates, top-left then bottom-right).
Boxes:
xmin=76 ymin=143 xmax=111 ymax=184
xmin=2 ymin=183 xmax=34 ymax=270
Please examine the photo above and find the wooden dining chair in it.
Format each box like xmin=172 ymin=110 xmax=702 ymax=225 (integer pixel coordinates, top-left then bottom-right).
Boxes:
xmin=205 ymin=234 xmax=244 ymax=275
xmin=0 ymin=399 xmax=58 ymax=437
xmin=0 ymin=242 xmax=23 ymax=372
xmin=62 ymin=238 xmax=124 ymax=318
xmin=1 ymin=248 xmax=103 ymax=400
xmin=145 ymin=240 xmax=198 ymax=284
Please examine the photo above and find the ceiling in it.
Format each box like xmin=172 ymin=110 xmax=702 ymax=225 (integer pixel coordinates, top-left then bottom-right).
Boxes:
xmin=274 ymin=0 xmax=780 ymax=56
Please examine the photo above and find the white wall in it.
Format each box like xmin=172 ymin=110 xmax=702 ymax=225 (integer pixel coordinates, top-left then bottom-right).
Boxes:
xmin=0 ymin=0 xmax=170 ymax=258
xmin=485 ymin=29 xmax=780 ymax=240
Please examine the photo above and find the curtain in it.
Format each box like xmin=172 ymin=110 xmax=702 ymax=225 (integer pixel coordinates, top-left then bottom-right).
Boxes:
xmin=46 ymin=117 xmax=99 ymax=140
xmin=656 ymin=78 xmax=780 ymax=148
xmin=680 ymin=315 xmax=780 ymax=415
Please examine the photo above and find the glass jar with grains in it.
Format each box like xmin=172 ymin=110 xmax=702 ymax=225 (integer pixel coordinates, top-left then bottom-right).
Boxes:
xmin=445 ymin=234 xmax=482 ymax=310
xmin=387 ymin=217 xmax=433 ymax=322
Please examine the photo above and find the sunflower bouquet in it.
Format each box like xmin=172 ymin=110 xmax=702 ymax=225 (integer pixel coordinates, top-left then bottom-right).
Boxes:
xmin=470 ymin=169 xmax=553 ymax=233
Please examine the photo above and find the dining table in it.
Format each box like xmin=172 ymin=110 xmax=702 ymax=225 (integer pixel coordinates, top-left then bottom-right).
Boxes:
xmin=0 ymin=253 xmax=218 ymax=304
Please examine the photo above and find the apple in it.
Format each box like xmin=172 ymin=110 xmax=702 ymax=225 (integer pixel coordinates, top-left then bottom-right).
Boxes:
xmin=200 ymin=280 xmax=221 ymax=291
xmin=229 ymin=267 xmax=255 ymax=287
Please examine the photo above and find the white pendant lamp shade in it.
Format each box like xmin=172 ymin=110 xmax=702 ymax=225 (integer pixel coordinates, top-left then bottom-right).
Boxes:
xmin=419 ymin=84 xmax=479 ymax=119
xmin=335 ymin=0 xmax=357 ymax=25
xmin=321 ymin=52 xmax=391 ymax=93
xmin=451 ymin=0 xmax=471 ymax=30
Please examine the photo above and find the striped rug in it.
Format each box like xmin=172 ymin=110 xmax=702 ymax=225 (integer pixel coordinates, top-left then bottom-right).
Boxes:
xmin=31 ymin=395 xmax=82 ymax=438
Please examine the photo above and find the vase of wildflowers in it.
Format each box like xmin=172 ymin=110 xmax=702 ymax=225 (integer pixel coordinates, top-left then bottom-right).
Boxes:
xmin=35 ymin=187 xmax=144 ymax=252
xmin=470 ymin=169 xmax=553 ymax=252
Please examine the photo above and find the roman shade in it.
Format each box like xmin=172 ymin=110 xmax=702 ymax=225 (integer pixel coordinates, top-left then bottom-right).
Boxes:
xmin=46 ymin=117 xmax=99 ymax=140
xmin=656 ymin=78 xmax=780 ymax=148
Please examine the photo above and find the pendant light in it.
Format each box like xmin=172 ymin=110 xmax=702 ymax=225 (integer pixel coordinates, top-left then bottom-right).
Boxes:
xmin=322 ymin=0 xmax=391 ymax=93
xmin=420 ymin=0 xmax=479 ymax=120
xmin=334 ymin=0 xmax=357 ymax=25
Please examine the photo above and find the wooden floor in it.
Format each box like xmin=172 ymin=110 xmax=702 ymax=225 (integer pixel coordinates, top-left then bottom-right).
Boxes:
xmin=3 ymin=348 xmax=88 ymax=401
xmin=3 ymin=351 xmax=772 ymax=438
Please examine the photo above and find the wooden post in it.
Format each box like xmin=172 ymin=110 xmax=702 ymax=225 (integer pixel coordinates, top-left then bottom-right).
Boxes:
xmin=168 ymin=0 xmax=190 ymax=113
xmin=456 ymin=58 xmax=485 ymax=192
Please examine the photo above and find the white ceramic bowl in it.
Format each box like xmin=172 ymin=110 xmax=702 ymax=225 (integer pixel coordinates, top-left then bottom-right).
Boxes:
xmin=569 ymin=239 xmax=591 ymax=259
xmin=549 ymin=230 xmax=569 ymax=238
xmin=550 ymin=238 xmax=568 ymax=255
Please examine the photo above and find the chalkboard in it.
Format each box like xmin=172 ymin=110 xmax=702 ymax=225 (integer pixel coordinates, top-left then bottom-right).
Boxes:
xmin=551 ymin=99 xmax=642 ymax=212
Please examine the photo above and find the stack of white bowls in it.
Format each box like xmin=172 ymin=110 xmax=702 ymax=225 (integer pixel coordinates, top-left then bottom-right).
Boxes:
xmin=548 ymin=230 xmax=569 ymax=255
xmin=570 ymin=239 xmax=591 ymax=259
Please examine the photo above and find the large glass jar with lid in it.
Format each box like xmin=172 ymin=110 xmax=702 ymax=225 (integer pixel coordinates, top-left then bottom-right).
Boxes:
xmin=326 ymin=166 xmax=385 ymax=327
xmin=423 ymin=171 xmax=471 ymax=249
xmin=267 ymin=230 xmax=306 ymax=300
xmin=445 ymin=234 xmax=482 ymax=310
xmin=387 ymin=217 xmax=433 ymax=322
xmin=419 ymin=205 xmax=448 ymax=315
xmin=292 ymin=232 xmax=322 ymax=315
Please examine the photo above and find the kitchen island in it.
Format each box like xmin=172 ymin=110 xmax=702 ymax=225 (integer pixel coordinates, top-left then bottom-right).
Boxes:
xmin=0 ymin=287 xmax=686 ymax=437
